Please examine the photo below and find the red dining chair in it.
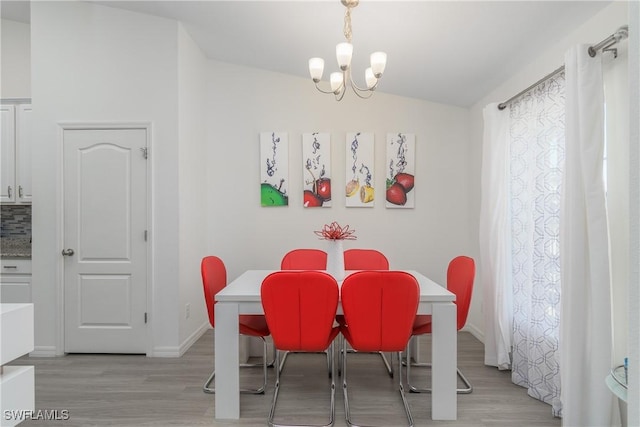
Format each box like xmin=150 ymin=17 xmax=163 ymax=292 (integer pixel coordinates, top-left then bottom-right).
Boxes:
xmin=261 ymin=271 xmax=340 ymax=427
xmin=280 ymin=248 xmax=330 ymax=374
xmin=343 ymin=248 xmax=389 ymax=270
xmin=406 ymin=255 xmax=475 ymax=394
xmin=201 ymin=256 xmax=271 ymax=394
xmin=280 ymin=248 xmax=327 ymax=270
xmin=339 ymin=248 xmax=393 ymax=376
xmin=340 ymin=271 xmax=419 ymax=427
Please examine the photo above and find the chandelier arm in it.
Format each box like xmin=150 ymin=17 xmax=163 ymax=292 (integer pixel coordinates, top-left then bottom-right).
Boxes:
xmin=347 ymin=71 xmax=378 ymax=95
xmin=314 ymin=81 xmax=341 ymax=95
xmin=346 ymin=71 xmax=383 ymax=99
xmin=350 ymin=87 xmax=375 ymax=99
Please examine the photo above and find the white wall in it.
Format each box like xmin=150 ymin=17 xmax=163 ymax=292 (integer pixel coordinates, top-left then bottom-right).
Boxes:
xmin=205 ymin=61 xmax=473 ymax=293
xmin=26 ymin=0 xmax=477 ymax=356
xmin=1 ymin=19 xmax=30 ymax=99
xmin=30 ymin=1 xmax=182 ymax=355
xmin=467 ymin=1 xmax=629 ymax=352
xmin=177 ymin=24 xmax=209 ymax=348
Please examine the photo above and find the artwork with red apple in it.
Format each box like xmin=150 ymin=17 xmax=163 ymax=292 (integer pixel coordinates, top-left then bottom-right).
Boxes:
xmin=303 ymin=132 xmax=332 ymax=208
xmin=385 ymin=133 xmax=415 ymax=208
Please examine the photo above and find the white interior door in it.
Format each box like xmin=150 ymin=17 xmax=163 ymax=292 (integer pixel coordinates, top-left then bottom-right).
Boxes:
xmin=63 ymin=127 xmax=148 ymax=353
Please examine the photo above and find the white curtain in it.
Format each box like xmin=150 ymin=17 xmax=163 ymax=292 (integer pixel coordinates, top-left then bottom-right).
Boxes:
xmin=480 ymin=104 xmax=513 ymax=370
xmin=481 ymin=74 xmax=565 ymax=413
xmin=560 ymin=44 xmax=613 ymax=426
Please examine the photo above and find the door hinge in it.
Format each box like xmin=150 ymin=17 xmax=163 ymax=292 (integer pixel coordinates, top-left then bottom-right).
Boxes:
xmin=144 ymin=230 xmax=148 ymax=241
xmin=144 ymin=312 xmax=148 ymax=324
xmin=140 ymin=147 xmax=148 ymax=159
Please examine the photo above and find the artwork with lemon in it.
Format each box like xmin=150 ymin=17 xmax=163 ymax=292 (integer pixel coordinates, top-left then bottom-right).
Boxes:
xmin=345 ymin=132 xmax=375 ymax=207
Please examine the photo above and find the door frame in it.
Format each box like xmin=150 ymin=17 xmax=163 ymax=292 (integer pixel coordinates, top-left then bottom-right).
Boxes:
xmin=56 ymin=122 xmax=153 ymax=356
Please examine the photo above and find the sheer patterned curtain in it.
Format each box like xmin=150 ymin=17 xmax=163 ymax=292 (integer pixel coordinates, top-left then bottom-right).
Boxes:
xmin=509 ymin=73 xmax=565 ymax=416
xmin=481 ymin=73 xmax=565 ymax=416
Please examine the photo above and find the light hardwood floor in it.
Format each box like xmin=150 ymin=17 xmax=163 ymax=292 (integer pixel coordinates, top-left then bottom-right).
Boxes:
xmin=12 ymin=331 xmax=561 ymax=427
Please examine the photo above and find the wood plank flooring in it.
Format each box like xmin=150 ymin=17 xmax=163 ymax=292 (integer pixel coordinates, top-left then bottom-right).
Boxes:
xmin=11 ymin=331 xmax=561 ymax=427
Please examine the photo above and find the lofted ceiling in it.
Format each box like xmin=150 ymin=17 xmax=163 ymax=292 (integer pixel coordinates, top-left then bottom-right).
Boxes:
xmin=2 ymin=1 xmax=613 ymax=107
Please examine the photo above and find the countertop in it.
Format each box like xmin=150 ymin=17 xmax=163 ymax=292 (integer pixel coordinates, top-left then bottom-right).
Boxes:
xmin=0 ymin=237 xmax=32 ymax=259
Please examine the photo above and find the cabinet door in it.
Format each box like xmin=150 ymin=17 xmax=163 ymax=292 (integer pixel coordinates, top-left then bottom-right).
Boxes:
xmin=0 ymin=275 xmax=31 ymax=303
xmin=1 ymin=105 xmax=16 ymax=202
xmin=16 ymin=104 xmax=32 ymax=203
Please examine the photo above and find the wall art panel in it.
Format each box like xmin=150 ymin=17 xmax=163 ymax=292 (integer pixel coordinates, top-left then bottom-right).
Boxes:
xmin=345 ymin=132 xmax=375 ymax=208
xmin=385 ymin=132 xmax=415 ymax=208
xmin=302 ymin=132 xmax=331 ymax=208
xmin=260 ymin=131 xmax=289 ymax=207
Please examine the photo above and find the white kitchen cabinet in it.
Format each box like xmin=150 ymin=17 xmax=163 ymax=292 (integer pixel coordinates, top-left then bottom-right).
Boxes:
xmin=0 ymin=104 xmax=32 ymax=203
xmin=0 ymin=259 xmax=31 ymax=304
xmin=0 ymin=303 xmax=35 ymax=427
xmin=0 ymin=105 xmax=16 ymax=202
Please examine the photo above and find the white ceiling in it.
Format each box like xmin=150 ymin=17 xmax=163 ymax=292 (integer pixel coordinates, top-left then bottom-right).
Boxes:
xmin=2 ymin=0 xmax=613 ymax=106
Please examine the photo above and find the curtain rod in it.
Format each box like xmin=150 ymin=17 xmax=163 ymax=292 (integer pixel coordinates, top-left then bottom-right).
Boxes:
xmin=497 ymin=25 xmax=629 ymax=110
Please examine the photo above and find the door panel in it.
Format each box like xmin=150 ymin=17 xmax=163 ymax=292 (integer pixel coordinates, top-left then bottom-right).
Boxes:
xmin=63 ymin=128 xmax=147 ymax=353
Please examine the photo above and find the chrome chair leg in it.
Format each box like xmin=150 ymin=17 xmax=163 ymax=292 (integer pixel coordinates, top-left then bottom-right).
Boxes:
xmin=405 ymin=336 xmax=472 ymax=394
xmin=280 ymin=347 xmax=333 ymax=378
xmin=268 ymin=343 xmax=336 ymax=427
xmin=339 ymin=334 xmax=393 ymax=378
xmin=342 ymin=338 xmax=413 ymax=427
xmin=203 ymin=336 xmax=268 ymax=394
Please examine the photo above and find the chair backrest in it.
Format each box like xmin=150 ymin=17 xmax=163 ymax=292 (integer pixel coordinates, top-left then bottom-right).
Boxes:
xmin=261 ymin=271 xmax=339 ymax=352
xmin=201 ymin=256 xmax=227 ymax=328
xmin=343 ymin=249 xmax=389 ymax=270
xmin=341 ymin=271 xmax=419 ymax=352
xmin=447 ymin=256 xmax=476 ymax=330
xmin=280 ymin=248 xmax=327 ymax=270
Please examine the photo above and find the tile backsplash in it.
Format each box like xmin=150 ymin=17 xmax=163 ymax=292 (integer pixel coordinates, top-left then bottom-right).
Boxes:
xmin=0 ymin=205 xmax=32 ymax=237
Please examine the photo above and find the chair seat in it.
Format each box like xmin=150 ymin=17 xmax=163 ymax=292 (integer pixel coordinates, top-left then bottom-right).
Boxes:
xmin=239 ymin=315 xmax=270 ymax=337
xmin=412 ymin=315 xmax=432 ymax=335
xmin=277 ymin=327 xmax=340 ymax=353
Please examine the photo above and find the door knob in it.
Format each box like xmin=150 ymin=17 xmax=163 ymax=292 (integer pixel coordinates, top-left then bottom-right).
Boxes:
xmin=61 ymin=248 xmax=75 ymax=256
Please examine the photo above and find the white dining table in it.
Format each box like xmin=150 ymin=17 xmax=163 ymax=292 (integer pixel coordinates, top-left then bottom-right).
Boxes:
xmin=214 ymin=269 xmax=457 ymax=420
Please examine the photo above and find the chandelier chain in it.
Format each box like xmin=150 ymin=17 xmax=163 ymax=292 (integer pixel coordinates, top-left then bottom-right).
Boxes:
xmin=343 ymin=8 xmax=353 ymax=43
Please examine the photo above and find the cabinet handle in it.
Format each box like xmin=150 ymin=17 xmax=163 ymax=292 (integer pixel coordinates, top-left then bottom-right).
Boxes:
xmin=3 ymin=265 xmax=18 ymax=269
xmin=7 ymin=186 xmax=11 ymax=198
xmin=18 ymin=186 xmax=23 ymax=198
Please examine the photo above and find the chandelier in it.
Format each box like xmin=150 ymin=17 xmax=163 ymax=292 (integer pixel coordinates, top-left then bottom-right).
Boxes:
xmin=308 ymin=0 xmax=387 ymax=101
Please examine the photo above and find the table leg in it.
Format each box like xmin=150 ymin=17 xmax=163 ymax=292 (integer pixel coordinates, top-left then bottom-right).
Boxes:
xmin=431 ymin=302 xmax=457 ymax=420
xmin=214 ymin=302 xmax=240 ymax=419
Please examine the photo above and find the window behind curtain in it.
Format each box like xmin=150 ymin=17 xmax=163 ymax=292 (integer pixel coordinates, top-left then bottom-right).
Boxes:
xmin=508 ymin=72 xmax=565 ymax=415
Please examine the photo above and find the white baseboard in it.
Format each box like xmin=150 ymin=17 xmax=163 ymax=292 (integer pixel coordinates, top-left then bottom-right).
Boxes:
xmin=178 ymin=322 xmax=209 ymax=357
xmin=150 ymin=321 xmax=209 ymax=358
xmin=28 ymin=346 xmax=57 ymax=357
xmin=462 ymin=323 xmax=484 ymax=344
